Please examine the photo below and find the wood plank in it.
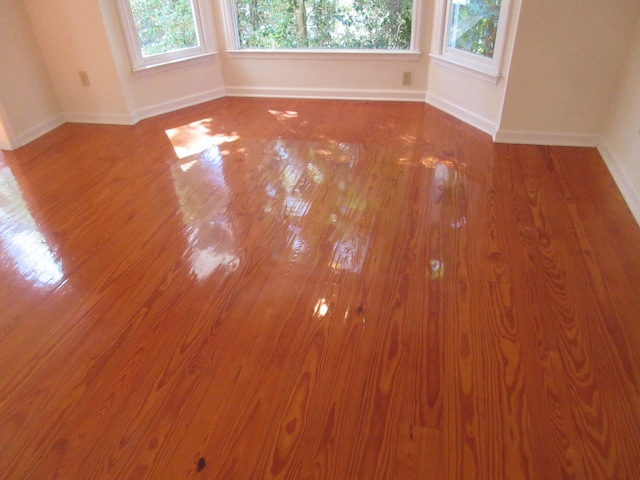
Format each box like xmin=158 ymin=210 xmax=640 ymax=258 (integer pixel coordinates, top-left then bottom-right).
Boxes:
xmin=1 ymin=98 xmax=639 ymax=479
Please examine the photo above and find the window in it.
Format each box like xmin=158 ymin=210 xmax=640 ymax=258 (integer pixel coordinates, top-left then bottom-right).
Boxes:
xmin=222 ymin=0 xmax=420 ymax=53
xmin=431 ymin=0 xmax=511 ymax=82
xmin=447 ymin=0 xmax=501 ymax=57
xmin=116 ymin=0 xmax=216 ymax=70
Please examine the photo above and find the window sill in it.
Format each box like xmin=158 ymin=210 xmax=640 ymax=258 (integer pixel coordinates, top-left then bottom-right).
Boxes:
xmin=429 ymin=54 xmax=501 ymax=84
xmin=225 ymin=49 xmax=421 ymax=62
xmin=132 ymin=52 xmax=217 ymax=76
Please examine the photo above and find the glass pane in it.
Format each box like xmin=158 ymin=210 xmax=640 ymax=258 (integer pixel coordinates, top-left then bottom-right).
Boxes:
xmin=447 ymin=0 xmax=501 ymax=58
xmin=130 ymin=0 xmax=199 ymax=57
xmin=234 ymin=0 xmax=413 ymax=50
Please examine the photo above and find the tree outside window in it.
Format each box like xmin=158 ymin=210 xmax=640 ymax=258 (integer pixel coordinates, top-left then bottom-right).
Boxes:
xmin=233 ymin=0 xmax=415 ymax=50
xmin=447 ymin=0 xmax=501 ymax=58
xmin=129 ymin=0 xmax=199 ymax=57
xmin=116 ymin=0 xmax=215 ymax=70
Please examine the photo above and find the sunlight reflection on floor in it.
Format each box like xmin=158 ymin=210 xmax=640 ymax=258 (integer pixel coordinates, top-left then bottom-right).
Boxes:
xmin=166 ymin=118 xmax=240 ymax=159
xmin=0 ymin=165 xmax=64 ymax=287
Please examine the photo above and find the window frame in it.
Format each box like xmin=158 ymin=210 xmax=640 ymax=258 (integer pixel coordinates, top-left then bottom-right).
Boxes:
xmin=430 ymin=0 xmax=512 ymax=83
xmin=219 ymin=0 xmax=423 ymax=59
xmin=115 ymin=0 xmax=217 ymax=71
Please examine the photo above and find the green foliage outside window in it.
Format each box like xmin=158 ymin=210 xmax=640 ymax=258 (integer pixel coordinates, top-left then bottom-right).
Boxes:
xmin=448 ymin=0 xmax=501 ymax=58
xmin=130 ymin=0 xmax=199 ymax=57
xmin=234 ymin=0 xmax=414 ymax=50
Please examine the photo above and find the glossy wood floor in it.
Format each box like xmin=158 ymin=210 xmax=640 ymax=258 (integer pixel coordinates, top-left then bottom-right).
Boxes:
xmin=1 ymin=98 xmax=640 ymax=479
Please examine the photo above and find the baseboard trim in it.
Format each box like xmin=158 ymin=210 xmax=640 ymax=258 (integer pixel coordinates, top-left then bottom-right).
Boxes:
xmin=494 ymin=129 xmax=602 ymax=147
xmin=64 ymin=112 xmax=136 ymax=126
xmin=425 ymin=92 xmax=497 ymax=136
xmin=16 ymin=114 xmax=66 ymax=148
xmin=597 ymin=141 xmax=640 ymax=227
xmin=226 ymin=86 xmax=426 ymax=103
xmin=134 ymin=87 xmax=227 ymax=121
xmin=63 ymin=89 xmax=227 ymax=127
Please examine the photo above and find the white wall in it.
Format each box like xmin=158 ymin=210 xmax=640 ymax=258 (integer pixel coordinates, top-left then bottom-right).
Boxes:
xmin=216 ymin=1 xmax=433 ymax=102
xmin=221 ymin=53 xmax=428 ymax=101
xmin=496 ymin=0 xmax=640 ymax=146
xmin=426 ymin=65 xmax=508 ymax=135
xmin=599 ymin=17 xmax=640 ymax=225
xmin=0 ymin=100 xmax=16 ymax=151
xmin=425 ymin=0 xmax=522 ymax=136
xmin=16 ymin=0 xmax=226 ymax=127
xmin=0 ymin=111 xmax=12 ymax=151
xmin=22 ymin=0 xmax=132 ymax=124
xmin=0 ymin=0 xmax=61 ymax=148
xmin=98 ymin=0 xmax=226 ymax=121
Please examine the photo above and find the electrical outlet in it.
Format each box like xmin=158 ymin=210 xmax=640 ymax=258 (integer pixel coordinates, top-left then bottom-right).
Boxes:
xmin=402 ymin=71 xmax=412 ymax=86
xmin=78 ymin=71 xmax=91 ymax=87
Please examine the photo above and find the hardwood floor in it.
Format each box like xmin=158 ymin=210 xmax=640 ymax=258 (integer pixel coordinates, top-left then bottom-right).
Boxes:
xmin=1 ymin=98 xmax=639 ymax=479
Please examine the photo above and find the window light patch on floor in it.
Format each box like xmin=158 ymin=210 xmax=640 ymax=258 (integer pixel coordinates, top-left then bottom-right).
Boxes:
xmin=268 ymin=110 xmax=299 ymax=121
xmin=165 ymin=118 xmax=240 ymax=159
xmin=189 ymin=247 xmax=240 ymax=280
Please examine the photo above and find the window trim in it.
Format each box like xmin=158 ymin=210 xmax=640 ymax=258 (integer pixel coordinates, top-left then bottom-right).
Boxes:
xmin=220 ymin=0 xmax=423 ymax=57
xmin=430 ymin=0 xmax=512 ymax=84
xmin=115 ymin=0 xmax=217 ymax=71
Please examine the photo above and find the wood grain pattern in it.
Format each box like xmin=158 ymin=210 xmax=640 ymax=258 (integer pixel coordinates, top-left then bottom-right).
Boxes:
xmin=1 ymin=98 xmax=640 ymax=479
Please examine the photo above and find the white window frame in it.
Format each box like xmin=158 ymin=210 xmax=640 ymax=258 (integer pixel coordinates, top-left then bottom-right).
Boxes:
xmin=219 ymin=0 xmax=423 ymax=61
xmin=430 ymin=0 xmax=512 ymax=83
xmin=115 ymin=0 xmax=217 ymax=71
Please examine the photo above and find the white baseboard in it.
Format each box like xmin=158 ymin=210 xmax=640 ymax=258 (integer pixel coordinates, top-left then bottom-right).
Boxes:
xmin=64 ymin=112 xmax=136 ymax=126
xmin=134 ymin=87 xmax=227 ymax=121
xmin=494 ymin=129 xmax=602 ymax=147
xmin=597 ymin=141 xmax=640 ymax=227
xmin=16 ymin=114 xmax=66 ymax=148
xmin=7 ymin=87 xmax=417 ymax=148
xmin=226 ymin=86 xmax=426 ymax=103
xmin=425 ymin=92 xmax=497 ymax=136
xmin=64 ymin=88 xmax=226 ymax=126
